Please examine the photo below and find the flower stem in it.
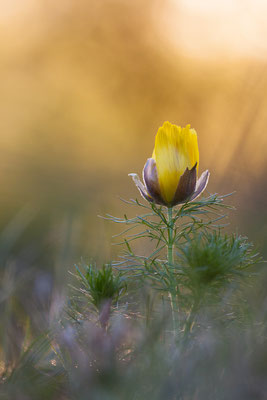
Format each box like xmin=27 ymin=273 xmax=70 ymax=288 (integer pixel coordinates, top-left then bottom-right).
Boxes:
xmin=167 ymin=206 xmax=178 ymax=335
xmin=167 ymin=207 xmax=174 ymax=265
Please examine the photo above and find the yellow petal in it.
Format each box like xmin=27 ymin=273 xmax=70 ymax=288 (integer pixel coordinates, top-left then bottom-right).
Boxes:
xmin=152 ymin=122 xmax=199 ymax=204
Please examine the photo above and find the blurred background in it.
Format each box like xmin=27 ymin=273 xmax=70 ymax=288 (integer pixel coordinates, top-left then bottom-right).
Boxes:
xmin=0 ymin=0 xmax=267 ymax=294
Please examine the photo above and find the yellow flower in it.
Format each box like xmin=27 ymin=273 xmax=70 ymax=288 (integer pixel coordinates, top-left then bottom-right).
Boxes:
xmin=129 ymin=122 xmax=210 ymax=207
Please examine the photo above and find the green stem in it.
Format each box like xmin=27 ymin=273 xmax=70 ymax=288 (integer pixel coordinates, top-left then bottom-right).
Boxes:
xmin=167 ymin=207 xmax=174 ymax=265
xmin=167 ymin=207 xmax=178 ymax=334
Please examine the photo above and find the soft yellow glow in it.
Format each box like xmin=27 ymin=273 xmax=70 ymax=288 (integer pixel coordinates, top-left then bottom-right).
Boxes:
xmin=153 ymin=122 xmax=199 ymax=203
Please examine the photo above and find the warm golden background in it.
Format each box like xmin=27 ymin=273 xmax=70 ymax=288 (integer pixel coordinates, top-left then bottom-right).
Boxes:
xmin=0 ymin=0 xmax=267 ymax=284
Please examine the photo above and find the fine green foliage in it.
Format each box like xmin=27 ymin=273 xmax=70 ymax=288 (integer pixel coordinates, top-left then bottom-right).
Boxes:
xmin=108 ymin=193 xmax=233 ymax=268
xmin=73 ymin=263 xmax=126 ymax=309
xmin=140 ymin=231 xmax=259 ymax=294
xmin=179 ymin=231 xmax=259 ymax=286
